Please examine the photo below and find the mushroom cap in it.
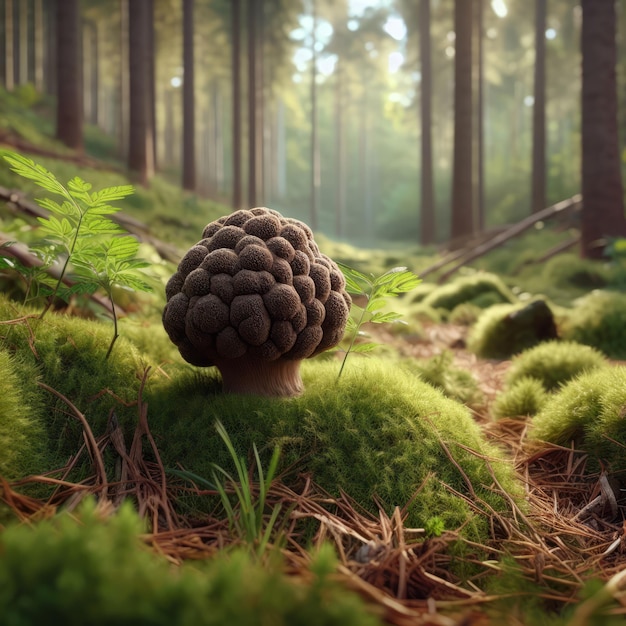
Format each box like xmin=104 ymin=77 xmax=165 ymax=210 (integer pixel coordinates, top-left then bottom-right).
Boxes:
xmin=163 ymin=207 xmax=351 ymax=365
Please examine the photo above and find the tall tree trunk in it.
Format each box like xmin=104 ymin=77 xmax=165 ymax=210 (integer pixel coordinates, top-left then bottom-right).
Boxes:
xmin=450 ymin=0 xmax=474 ymax=243
xmin=18 ymin=0 xmax=27 ymax=84
xmin=581 ymin=0 xmax=626 ymax=258
xmin=44 ymin=0 xmax=56 ymax=96
xmin=276 ymin=99 xmax=286 ymax=198
xmin=247 ymin=0 xmax=264 ymax=207
xmin=231 ymin=0 xmax=242 ymax=209
xmin=83 ymin=20 xmax=98 ymax=126
xmin=34 ymin=0 xmax=44 ymax=91
xmin=334 ymin=61 xmax=345 ymax=238
xmin=310 ymin=0 xmax=319 ymax=230
xmin=213 ymin=83 xmax=224 ymax=193
xmin=55 ymin=0 xmax=83 ymax=151
xmin=182 ymin=0 xmax=195 ymax=191
xmin=147 ymin=0 xmax=156 ymax=169
xmin=118 ymin=0 xmax=129 ymax=159
xmin=475 ymin=0 xmax=485 ymax=231
xmin=419 ymin=0 xmax=435 ymax=245
xmin=4 ymin=0 xmax=14 ymax=90
xmin=128 ymin=0 xmax=154 ymax=185
xmin=532 ymin=0 xmax=547 ymax=214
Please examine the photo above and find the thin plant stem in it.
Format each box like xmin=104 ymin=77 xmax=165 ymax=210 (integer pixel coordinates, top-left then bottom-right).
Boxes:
xmin=105 ymin=288 xmax=119 ymax=360
xmin=337 ymin=295 xmax=370 ymax=381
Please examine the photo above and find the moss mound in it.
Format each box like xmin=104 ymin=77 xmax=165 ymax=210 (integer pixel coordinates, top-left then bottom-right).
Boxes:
xmin=562 ymin=290 xmax=626 ymax=359
xmin=0 ymin=500 xmax=381 ymax=626
xmin=422 ymin=272 xmax=516 ymax=311
xmin=147 ymin=359 xmax=518 ymax=540
xmin=406 ymin=351 xmax=483 ymax=407
xmin=0 ymin=348 xmax=47 ymax=478
xmin=468 ymin=299 xmax=557 ymax=359
xmin=492 ymin=377 xmax=549 ymax=419
xmin=0 ymin=295 xmax=161 ymax=475
xmin=505 ymin=340 xmax=606 ymax=391
xmin=449 ymin=302 xmax=482 ymax=326
xmin=531 ymin=366 xmax=626 ymax=480
xmin=541 ymin=254 xmax=609 ymax=290
xmin=0 ymin=295 xmax=519 ymax=548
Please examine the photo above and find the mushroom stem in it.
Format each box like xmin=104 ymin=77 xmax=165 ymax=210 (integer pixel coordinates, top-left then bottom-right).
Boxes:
xmin=215 ymin=357 xmax=304 ymax=397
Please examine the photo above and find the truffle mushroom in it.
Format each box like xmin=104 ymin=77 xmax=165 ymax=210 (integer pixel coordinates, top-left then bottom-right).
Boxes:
xmin=163 ymin=207 xmax=351 ymax=397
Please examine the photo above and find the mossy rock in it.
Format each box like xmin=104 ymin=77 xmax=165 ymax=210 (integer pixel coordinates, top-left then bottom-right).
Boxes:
xmin=541 ymin=254 xmax=609 ymax=290
xmin=422 ymin=272 xmax=516 ymax=312
xmin=467 ymin=299 xmax=558 ymax=360
xmin=561 ymin=290 xmax=626 ymax=359
xmin=505 ymin=340 xmax=606 ymax=392
xmin=0 ymin=500 xmax=382 ymax=626
xmin=492 ymin=377 xmax=549 ymax=420
xmin=531 ymin=366 xmax=626 ymax=481
xmin=146 ymin=359 xmax=518 ymax=543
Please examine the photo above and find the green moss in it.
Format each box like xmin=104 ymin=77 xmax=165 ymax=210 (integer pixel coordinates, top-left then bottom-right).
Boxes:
xmin=531 ymin=366 xmax=626 ymax=480
xmin=505 ymin=340 xmax=606 ymax=391
xmin=422 ymin=272 xmax=516 ymax=312
xmin=405 ymin=351 xmax=483 ymax=407
xmin=562 ymin=290 xmax=626 ymax=359
xmin=0 ymin=348 xmax=48 ymax=479
xmin=146 ymin=359 xmax=518 ymax=542
xmin=448 ymin=302 xmax=482 ymax=326
xmin=0 ymin=294 xmax=159 ymax=476
xmin=492 ymin=377 xmax=549 ymax=419
xmin=467 ymin=299 xmax=557 ymax=360
xmin=0 ymin=500 xmax=382 ymax=626
xmin=541 ymin=254 xmax=609 ymax=290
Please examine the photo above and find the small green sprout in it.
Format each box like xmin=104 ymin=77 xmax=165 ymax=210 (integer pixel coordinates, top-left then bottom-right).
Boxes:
xmin=337 ymin=263 xmax=421 ymax=380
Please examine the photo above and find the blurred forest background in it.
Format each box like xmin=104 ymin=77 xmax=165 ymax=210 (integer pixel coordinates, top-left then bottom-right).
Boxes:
xmin=1 ymin=0 xmax=626 ymax=256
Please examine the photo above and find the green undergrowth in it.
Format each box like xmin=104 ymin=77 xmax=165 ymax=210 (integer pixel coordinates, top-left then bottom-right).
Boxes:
xmin=561 ymin=290 xmax=626 ymax=359
xmin=147 ymin=358 xmax=519 ymax=546
xmin=531 ymin=366 xmax=626 ymax=481
xmin=0 ymin=499 xmax=382 ymax=626
xmin=492 ymin=377 xmax=549 ymax=419
xmin=421 ymin=271 xmax=517 ymax=311
xmin=1 ymin=293 xmax=520 ymax=551
xmin=0 ymin=294 xmax=165 ymax=481
xmin=505 ymin=340 xmax=607 ymax=391
xmin=404 ymin=351 xmax=483 ymax=407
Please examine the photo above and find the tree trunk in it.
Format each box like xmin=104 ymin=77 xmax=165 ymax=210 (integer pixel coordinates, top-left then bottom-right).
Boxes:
xmin=419 ymin=0 xmax=435 ymax=244
xmin=247 ymin=0 xmax=264 ymax=208
xmin=128 ymin=0 xmax=154 ymax=185
xmin=4 ymin=0 xmax=14 ymax=90
xmin=55 ymin=0 xmax=83 ymax=151
xmin=310 ymin=0 xmax=319 ymax=230
xmin=581 ymin=0 xmax=626 ymax=258
xmin=44 ymin=0 xmax=56 ymax=96
xmin=18 ymin=0 xmax=28 ymax=84
xmin=334 ymin=61 xmax=345 ymax=238
xmin=475 ymin=0 xmax=484 ymax=231
xmin=182 ymin=0 xmax=195 ymax=191
xmin=147 ymin=0 xmax=156 ymax=169
xmin=231 ymin=0 xmax=242 ymax=209
xmin=532 ymin=0 xmax=547 ymax=214
xmin=451 ymin=0 xmax=474 ymax=243
xmin=118 ymin=0 xmax=129 ymax=160
xmin=33 ymin=0 xmax=44 ymax=91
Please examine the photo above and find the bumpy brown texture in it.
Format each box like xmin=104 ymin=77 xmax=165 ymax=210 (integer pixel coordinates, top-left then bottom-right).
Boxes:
xmin=163 ymin=207 xmax=351 ymax=367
